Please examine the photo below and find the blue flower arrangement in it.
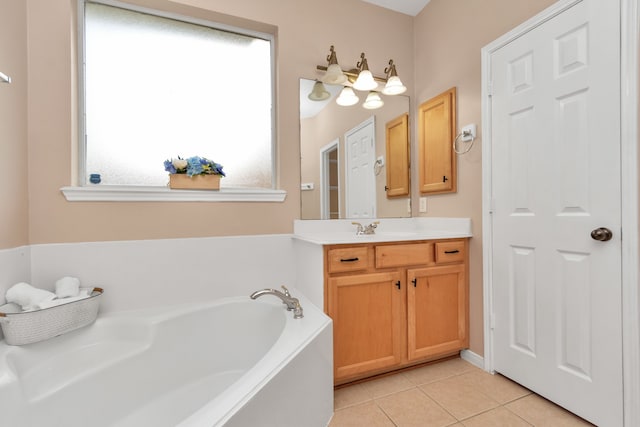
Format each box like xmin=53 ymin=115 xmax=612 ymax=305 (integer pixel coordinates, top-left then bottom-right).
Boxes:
xmin=164 ymin=156 xmax=225 ymax=177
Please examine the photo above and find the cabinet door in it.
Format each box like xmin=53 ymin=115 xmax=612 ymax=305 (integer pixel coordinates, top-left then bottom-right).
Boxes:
xmin=407 ymin=264 xmax=467 ymax=361
xmin=418 ymin=87 xmax=456 ymax=194
xmin=385 ymin=113 xmax=410 ymax=197
xmin=328 ymin=271 xmax=403 ymax=381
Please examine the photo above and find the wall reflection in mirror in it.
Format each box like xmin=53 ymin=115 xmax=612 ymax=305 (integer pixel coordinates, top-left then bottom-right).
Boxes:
xmin=300 ymin=78 xmax=411 ymax=220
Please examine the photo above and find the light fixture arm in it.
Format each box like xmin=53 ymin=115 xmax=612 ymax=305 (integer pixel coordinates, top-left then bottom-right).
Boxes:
xmin=326 ymin=45 xmax=339 ymax=65
xmin=357 ymin=53 xmax=370 ymax=72
xmin=384 ymin=60 xmax=398 ymax=79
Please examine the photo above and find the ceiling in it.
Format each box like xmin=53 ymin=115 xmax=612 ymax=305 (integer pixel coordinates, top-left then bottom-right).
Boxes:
xmin=360 ymin=0 xmax=431 ymax=16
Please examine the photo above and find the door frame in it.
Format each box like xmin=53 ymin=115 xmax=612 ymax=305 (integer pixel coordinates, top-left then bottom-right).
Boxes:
xmin=320 ymin=139 xmax=340 ymax=220
xmin=480 ymin=0 xmax=640 ymax=425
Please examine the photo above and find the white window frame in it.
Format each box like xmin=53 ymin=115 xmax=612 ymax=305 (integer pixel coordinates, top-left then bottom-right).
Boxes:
xmin=64 ymin=0 xmax=285 ymax=203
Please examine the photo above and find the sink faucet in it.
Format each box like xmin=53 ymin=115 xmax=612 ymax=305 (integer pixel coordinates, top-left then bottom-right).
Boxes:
xmin=250 ymin=285 xmax=304 ymax=319
xmin=352 ymin=221 xmax=380 ymax=235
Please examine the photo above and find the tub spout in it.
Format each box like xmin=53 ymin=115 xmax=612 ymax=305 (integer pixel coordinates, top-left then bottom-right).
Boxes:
xmin=250 ymin=285 xmax=304 ymax=319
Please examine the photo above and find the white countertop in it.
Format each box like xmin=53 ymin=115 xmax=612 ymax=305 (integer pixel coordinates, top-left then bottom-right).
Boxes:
xmin=293 ymin=218 xmax=472 ymax=245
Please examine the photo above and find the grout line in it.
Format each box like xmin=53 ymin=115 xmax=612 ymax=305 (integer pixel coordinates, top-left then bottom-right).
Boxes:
xmin=414 ymin=384 xmax=460 ymax=423
xmin=502 ymin=405 xmax=535 ymax=426
xmin=374 ymin=402 xmax=400 ymax=427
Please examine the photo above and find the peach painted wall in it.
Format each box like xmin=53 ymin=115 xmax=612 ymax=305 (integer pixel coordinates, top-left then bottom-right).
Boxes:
xmin=23 ymin=0 xmax=414 ymax=244
xmin=412 ymin=0 xmax=558 ymax=355
xmin=0 ymin=0 xmax=29 ymax=249
xmin=5 ymin=0 xmax=563 ymax=355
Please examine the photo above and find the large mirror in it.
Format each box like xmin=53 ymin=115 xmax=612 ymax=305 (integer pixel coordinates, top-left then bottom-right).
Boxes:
xmin=300 ymin=78 xmax=411 ymax=220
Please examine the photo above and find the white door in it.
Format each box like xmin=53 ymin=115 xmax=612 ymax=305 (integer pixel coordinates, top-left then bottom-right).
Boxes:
xmin=489 ymin=1 xmax=622 ymax=426
xmin=345 ymin=117 xmax=376 ymax=218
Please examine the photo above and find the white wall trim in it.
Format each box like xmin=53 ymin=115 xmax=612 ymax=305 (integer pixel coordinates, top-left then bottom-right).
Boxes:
xmin=620 ymin=0 xmax=640 ymax=425
xmin=60 ymin=186 xmax=287 ymax=202
xmin=460 ymin=349 xmax=484 ymax=370
xmin=481 ymin=1 xmax=639 ymax=425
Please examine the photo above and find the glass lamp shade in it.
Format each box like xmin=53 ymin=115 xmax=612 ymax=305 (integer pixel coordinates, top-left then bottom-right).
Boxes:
xmin=363 ymin=92 xmax=384 ymax=110
xmin=308 ymin=81 xmax=330 ymax=101
xmin=353 ymin=70 xmax=378 ymax=91
xmin=322 ymin=63 xmax=347 ymax=85
xmin=382 ymin=76 xmax=407 ymax=95
xmin=336 ymin=87 xmax=359 ymax=106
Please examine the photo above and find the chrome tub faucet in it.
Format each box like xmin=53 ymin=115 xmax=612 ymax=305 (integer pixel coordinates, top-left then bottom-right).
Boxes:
xmin=352 ymin=221 xmax=380 ymax=235
xmin=250 ymin=285 xmax=304 ymax=319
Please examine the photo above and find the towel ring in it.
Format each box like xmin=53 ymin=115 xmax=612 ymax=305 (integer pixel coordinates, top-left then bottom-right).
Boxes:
xmin=453 ymin=129 xmax=475 ymax=155
xmin=373 ymin=158 xmax=384 ymax=176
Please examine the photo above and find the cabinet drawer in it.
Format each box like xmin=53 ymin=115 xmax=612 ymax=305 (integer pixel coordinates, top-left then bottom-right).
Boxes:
xmin=375 ymin=243 xmax=431 ymax=268
xmin=434 ymin=241 xmax=465 ymax=264
xmin=327 ymin=247 xmax=369 ymax=273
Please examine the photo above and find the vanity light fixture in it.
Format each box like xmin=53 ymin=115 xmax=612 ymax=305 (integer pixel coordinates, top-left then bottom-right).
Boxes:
xmin=322 ymin=46 xmax=347 ymax=85
xmin=352 ymin=53 xmax=378 ymax=91
xmin=314 ymin=46 xmax=406 ymax=109
xmin=363 ymin=91 xmax=384 ymax=110
xmin=308 ymin=80 xmax=330 ymax=101
xmin=336 ymin=87 xmax=359 ymax=106
xmin=382 ymin=60 xmax=407 ymax=95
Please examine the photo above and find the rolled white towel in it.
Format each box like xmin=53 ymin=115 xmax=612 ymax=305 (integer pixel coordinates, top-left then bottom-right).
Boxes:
xmin=35 ymin=293 xmax=92 ymax=310
xmin=5 ymin=282 xmax=56 ymax=311
xmin=55 ymin=276 xmax=81 ymax=298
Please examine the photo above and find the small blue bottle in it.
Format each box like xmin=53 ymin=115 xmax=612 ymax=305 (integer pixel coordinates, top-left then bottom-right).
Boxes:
xmin=89 ymin=173 xmax=101 ymax=184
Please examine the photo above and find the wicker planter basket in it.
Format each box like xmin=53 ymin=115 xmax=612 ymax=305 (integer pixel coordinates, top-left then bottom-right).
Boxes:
xmin=169 ymin=174 xmax=221 ymax=190
xmin=0 ymin=287 xmax=103 ymax=346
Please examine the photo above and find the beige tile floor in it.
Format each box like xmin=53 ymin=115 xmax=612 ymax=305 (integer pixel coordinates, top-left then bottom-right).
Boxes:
xmin=330 ymin=358 xmax=595 ymax=427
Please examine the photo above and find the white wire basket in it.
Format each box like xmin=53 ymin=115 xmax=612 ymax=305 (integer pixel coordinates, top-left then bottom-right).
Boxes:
xmin=0 ymin=287 xmax=103 ymax=346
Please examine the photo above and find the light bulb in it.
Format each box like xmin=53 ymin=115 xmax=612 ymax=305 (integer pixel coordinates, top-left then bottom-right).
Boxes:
xmin=363 ymin=92 xmax=384 ymax=110
xmin=382 ymin=76 xmax=407 ymax=95
xmin=322 ymin=64 xmax=347 ymax=85
xmin=308 ymin=81 xmax=330 ymax=101
xmin=353 ymin=70 xmax=378 ymax=91
xmin=336 ymin=87 xmax=359 ymax=106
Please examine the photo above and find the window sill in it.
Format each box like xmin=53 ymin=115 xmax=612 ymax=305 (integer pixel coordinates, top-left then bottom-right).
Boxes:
xmin=60 ymin=185 xmax=287 ymax=202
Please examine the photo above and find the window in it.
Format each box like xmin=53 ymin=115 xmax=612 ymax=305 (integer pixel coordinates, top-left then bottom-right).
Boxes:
xmin=80 ymin=1 xmax=275 ymax=189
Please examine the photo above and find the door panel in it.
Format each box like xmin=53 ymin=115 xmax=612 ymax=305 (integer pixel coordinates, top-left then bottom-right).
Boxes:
xmin=345 ymin=118 xmax=376 ymax=218
xmin=490 ymin=1 xmax=622 ymax=425
xmin=418 ymin=88 xmax=457 ymax=194
xmin=328 ymin=271 xmax=402 ymax=381
xmin=407 ymin=265 xmax=467 ymax=361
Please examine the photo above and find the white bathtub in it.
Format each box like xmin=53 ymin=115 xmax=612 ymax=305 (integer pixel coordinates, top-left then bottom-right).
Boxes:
xmin=0 ymin=295 xmax=334 ymax=427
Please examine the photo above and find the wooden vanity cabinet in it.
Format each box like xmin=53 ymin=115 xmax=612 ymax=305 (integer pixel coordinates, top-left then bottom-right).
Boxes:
xmin=324 ymin=239 xmax=469 ymax=384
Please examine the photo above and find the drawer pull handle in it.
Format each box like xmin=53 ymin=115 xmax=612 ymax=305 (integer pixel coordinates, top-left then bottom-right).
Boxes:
xmin=340 ymin=257 xmax=359 ymax=263
xmin=412 ymin=278 xmax=417 ymax=287
xmin=444 ymin=250 xmax=460 ymax=254
xmin=396 ymin=281 xmax=401 ymax=290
